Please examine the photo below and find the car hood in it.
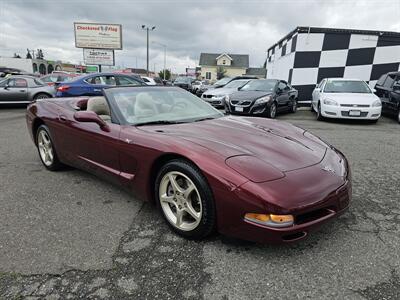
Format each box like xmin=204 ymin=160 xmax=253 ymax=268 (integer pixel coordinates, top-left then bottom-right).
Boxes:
xmin=203 ymin=87 xmax=238 ymax=96
xmin=229 ymin=90 xmax=272 ymax=102
xmin=323 ymin=93 xmax=379 ymax=104
xmin=139 ymin=116 xmax=327 ymax=172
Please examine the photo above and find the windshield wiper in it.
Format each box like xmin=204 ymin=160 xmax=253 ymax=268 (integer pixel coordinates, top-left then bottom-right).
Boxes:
xmin=135 ymin=120 xmax=186 ymax=126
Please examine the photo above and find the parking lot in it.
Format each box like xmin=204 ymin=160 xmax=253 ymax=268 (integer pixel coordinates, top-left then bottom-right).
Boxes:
xmin=0 ymin=107 xmax=399 ymax=299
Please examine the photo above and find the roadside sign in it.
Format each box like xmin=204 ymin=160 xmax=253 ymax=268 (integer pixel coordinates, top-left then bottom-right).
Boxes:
xmin=74 ymin=22 xmax=122 ymax=49
xmin=83 ymin=49 xmax=115 ymax=66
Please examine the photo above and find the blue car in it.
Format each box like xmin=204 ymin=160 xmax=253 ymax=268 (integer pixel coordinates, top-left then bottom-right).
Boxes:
xmin=56 ymin=73 xmax=145 ymax=97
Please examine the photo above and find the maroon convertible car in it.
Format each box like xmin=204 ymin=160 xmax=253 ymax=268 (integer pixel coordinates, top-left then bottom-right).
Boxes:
xmin=26 ymin=86 xmax=351 ymax=243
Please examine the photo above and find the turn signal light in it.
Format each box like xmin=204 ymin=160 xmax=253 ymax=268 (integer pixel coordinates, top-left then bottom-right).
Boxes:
xmin=245 ymin=213 xmax=294 ymax=228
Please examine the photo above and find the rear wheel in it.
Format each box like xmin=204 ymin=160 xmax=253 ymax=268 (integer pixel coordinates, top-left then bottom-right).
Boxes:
xmin=266 ymin=102 xmax=277 ymax=119
xmin=155 ymin=159 xmax=216 ymax=239
xmin=34 ymin=93 xmax=51 ymax=100
xmin=316 ymin=102 xmax=324 ymax=121
xmin=36 ymin=125 xmax=63 ymax=171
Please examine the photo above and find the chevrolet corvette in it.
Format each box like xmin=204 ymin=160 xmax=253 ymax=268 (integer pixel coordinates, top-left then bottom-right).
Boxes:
xmin=26 ymin=86 xmax=351 ymax=243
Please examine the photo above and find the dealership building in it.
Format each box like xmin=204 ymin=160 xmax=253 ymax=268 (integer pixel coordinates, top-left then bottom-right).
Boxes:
xmin=266 ymin=26 xmax=400 ymax=102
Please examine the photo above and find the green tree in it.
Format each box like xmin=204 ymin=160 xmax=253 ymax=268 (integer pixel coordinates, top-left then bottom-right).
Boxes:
xmin=216 ymin=66 xmax=226 ymax=80
xmin=158 ymin=69 xmax=171 ymax=80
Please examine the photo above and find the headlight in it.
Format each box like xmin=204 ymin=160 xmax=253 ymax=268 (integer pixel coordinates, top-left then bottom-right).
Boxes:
xmin=323 ymin=98 xmax=339 ymax=106
xmin=372 ymin=99 xmax=382 ymax=107
xmin=254 ymin=95 xmax=271 ymax=105
xmin=245 ymin=213 xmax=294 ymax=228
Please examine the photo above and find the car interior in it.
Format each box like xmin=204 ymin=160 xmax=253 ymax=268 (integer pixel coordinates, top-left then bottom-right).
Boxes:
xmin=86 ymin=96 xmax=111 ymax=122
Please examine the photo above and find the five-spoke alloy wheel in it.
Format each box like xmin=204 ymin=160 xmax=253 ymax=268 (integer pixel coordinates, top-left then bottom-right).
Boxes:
xmin=155 ymin=160 xmax=215 ymax=239
xmin=36 ymin=125 xmax=63 ymax=171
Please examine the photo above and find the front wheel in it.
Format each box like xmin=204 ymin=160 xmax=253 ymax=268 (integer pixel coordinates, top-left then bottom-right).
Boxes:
xmin=291 ymin=99 xmax=297 ymax=113
xmin=155 ymin=160 xmax=216 ymax=239
xmin=36 ymin=125 xmax=64 ymax=171
xmin=316 ymin=102 xmax=324 ymax=121
xmin=266 ymin=102 xmax=277 ymax=118
xmin=397 ymin=109 xmax=400 ymax=124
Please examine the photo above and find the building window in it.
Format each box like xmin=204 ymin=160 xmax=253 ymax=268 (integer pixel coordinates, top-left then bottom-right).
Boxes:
xmin=222 ymin=60 xmax=226 ymax=65
xmin=206 ymin=72 xmax=211 ymax=80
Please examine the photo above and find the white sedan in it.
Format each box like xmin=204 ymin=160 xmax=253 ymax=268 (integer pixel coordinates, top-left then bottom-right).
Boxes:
xmin=311 ymin=78 xmax=382 ymax=121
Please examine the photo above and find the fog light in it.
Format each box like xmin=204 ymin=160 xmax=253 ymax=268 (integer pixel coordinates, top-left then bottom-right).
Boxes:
xmin=245 ymin=213 xmax=294 ymax=228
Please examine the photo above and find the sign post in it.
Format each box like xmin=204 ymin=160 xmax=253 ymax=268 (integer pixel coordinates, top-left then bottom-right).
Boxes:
xmin=74 ymin=22 xmax=122 ymax=73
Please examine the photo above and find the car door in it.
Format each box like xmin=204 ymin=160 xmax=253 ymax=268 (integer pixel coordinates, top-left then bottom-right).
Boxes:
xmin=116 ymin=75 xmax=143 ymax=86
xmin=388 ymin=76 xmax=400 ymax=114
xmin=86 ymin=75 xmax=117 ymax=96
xmin=312 ymin=79 xmax=325 ymax=109
xmin=275 ymin=81 xmax=290 ymax=111
xmin=56 ymin=101 xmax=123 ymax=185
xmin=0 ymin=78 xmax=29 ymax=102
xmin=380 ymin=74 xmax=395 ymax=113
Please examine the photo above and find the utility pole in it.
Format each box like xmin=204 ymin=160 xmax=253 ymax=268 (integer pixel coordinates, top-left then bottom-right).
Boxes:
xmin=142 ymin=25 xmax=156 ymax=76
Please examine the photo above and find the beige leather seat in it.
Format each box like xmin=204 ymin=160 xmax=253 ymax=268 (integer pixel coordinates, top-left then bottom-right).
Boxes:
xmin=87 ymin=96 xmax=111 ymax=122
xmin=134 ymin=93 xmax=158 ymax=118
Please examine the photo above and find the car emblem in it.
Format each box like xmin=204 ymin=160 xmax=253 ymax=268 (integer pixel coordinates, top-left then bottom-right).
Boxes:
xmin=322 ymin=165 xmax=335 ymax=174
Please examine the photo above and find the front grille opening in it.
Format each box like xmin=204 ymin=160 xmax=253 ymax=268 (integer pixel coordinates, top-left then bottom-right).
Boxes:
xmin=295 ymin=208 xmax=334 ymax=225
xmin=282 ymin=231 xmax=307 ymax=241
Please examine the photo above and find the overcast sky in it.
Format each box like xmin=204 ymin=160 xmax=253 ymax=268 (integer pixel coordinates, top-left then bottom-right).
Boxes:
xmin=0 ymin=0 xmax=399 ymax=73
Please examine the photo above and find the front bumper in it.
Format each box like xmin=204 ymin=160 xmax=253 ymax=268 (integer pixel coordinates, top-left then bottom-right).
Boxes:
xmin=215 ymin=150 xmax=351 ymax=243
xmin=321 ymin=104 xmax=381 ymax=120
xmin=226 ymin=101 xmax=270 ymax=115
xmin=202 ymin=96 xmax=225 ymax=108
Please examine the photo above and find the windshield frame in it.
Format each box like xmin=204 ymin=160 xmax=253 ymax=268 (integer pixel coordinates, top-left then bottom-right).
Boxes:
xmin=323 ymin=80 xmax=372 ymax=94
xmin=103 ymin=86 xmax=224 ymax=126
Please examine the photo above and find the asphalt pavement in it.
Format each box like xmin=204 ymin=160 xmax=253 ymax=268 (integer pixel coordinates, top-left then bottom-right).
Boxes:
xmin=0 ymin=106 xmax=399 ymax=299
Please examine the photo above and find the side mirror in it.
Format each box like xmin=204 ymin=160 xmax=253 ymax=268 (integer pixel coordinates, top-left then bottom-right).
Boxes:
xmin=276 ymin=87 xmax=282 ymax=94
xmin=372 ymin=88 xmax=377 ymax=93
xmin=73 ymin=111 xmax=110 ymax=132
xmin=314 ymin=87 xmax=320 ymax=92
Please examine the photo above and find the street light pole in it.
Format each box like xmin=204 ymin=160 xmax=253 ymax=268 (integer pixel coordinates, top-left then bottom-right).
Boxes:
xmin=152 ymin=41 xmax=167 ymax=80
xmin=142 ymin=25 xmax=156 ymax=76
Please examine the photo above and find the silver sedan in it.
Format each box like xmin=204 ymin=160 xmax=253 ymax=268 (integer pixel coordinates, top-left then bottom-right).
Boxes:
xmin=0 ymin=75 xmax=55 ymax=104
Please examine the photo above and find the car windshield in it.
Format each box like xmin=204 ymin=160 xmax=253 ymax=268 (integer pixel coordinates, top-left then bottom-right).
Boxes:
xmin=224 ymin=79 xmax=249 ymax=89
xmin=106 ymin=87 xmax=223 ymax=125
xmin=174 ymin=77 xmax=191 ymax=83
xmin=214 ymin=77 xmax=231 ymax=86
xmin=324 ymin=80 xmax=371 ymax=93
xmin=240 ymin=79 xmax=277 ymax=92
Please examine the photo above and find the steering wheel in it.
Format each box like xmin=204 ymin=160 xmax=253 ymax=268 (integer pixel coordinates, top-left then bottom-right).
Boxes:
xmin=169 ymin=102 xmax=188 ymax=112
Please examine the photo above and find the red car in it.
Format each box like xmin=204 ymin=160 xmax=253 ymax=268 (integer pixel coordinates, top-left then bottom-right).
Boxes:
xmin=26 ymin=86 xmax=351 ymax=243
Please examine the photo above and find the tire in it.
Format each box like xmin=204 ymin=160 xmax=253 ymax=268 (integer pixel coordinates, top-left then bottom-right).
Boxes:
xmin=34 ymin=93 xmax=51 ymax=100
xmin=397 ymin=109 xmax=400 ymax=124
xmin=316 ymin=102 xmax=324 ymax=121
xmin=36 ymin=125 xmax=64 ymax=171
xmin=155 ymin=159 xmax=216 ymax=240
xmin=266 ymin=102 xmax=277 ymax=119
xmin=291 ymin=99 xmax=298 ymax=113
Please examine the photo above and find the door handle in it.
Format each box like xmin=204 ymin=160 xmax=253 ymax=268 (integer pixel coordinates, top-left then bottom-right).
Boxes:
xmin=19 ymin=90 xmax=25 ymax=92
xmin=59 ymin=115 xmax=67 ymax=122
xmin=93 ymin=88 xmax=101 ymax=92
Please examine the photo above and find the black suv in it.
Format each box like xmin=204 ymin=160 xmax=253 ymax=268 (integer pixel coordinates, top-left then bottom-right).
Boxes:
xmin=374 ymin=72 xmax=400 ymax=123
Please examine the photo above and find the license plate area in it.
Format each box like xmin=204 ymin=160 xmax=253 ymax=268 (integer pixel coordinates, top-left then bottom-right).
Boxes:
xmin=235 ymin=106 xmax=244 ymax=112
xmin=349 ymin=110 xmax=361 ymax=116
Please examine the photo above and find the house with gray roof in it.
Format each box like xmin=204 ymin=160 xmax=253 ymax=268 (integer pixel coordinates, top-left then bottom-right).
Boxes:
xmin=199 ymin=53 xmax=249 ymax=82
